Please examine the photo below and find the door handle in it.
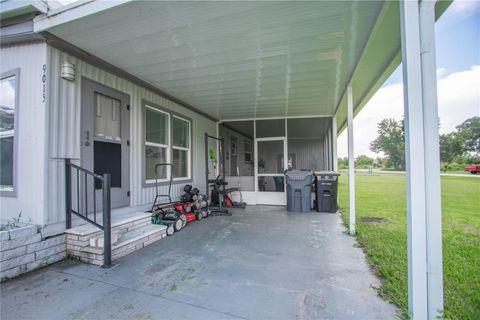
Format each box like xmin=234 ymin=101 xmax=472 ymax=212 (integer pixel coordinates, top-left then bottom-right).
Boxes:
xmin=84 ymin=130 xmax=90 ymax=146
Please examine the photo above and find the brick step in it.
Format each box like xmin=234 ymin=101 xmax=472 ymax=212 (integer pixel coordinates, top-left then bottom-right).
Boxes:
xmin=69 ymin=224 xmax=167 ymax=266
xmin=65 ymin=211 xmax=151 ymax=241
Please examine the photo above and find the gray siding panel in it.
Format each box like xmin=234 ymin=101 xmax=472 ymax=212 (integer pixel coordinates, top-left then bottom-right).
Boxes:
xmin=46 ymin=46 xmax=216 ymax=226
xmin=0 ymin=42 xmax=47 ymax=225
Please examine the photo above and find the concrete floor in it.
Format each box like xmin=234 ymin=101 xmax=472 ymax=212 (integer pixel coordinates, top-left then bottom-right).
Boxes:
xmin=1 ymin=206 xmax=398 ymax=319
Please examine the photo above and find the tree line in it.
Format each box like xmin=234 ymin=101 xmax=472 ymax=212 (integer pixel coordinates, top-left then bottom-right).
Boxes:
xmin=339 ymin=116 xmax=480 ymax=171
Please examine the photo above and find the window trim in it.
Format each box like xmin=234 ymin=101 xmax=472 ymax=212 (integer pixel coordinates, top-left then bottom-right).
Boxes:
xmin=142 ymin=100 xmax=193 ymax=188
xmin=0 ymin=68 xmax=20 ymax=197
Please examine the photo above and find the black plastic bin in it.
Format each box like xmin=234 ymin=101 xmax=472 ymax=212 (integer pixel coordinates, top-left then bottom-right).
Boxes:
xmin=314 ymin=171 xmax=340 ymax=213
xmin=285 ymin=170 xmax=313 ymax=212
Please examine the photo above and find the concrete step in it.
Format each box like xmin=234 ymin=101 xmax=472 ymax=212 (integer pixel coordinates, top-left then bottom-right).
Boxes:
xmin=89 ymin=230 xmax=121 ymax=248
xmin=69 ymin=224 xmax=167 ymax=266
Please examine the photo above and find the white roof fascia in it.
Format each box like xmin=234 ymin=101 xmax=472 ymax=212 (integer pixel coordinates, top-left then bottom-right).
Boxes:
xmin=0 ymin=0 xmax=48 ymax=20
xmin=33 ymin=0 xmax=132 ymax=32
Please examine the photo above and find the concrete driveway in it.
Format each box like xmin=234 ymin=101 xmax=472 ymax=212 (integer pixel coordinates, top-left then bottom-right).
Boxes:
xmin=1 ymin=206 xmax=398 ymax=319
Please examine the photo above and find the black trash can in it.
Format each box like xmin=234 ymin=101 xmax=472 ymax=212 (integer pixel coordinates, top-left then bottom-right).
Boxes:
xmin=314 ymin=171 xmax=340 ymax=213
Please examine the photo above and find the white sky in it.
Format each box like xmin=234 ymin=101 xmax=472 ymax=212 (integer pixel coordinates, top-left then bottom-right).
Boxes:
xmin=337 ymin=66 xmax=480 ymax=158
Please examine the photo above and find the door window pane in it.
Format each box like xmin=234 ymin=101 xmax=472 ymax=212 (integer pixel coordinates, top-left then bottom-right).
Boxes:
xmin=257 ymin=140 xmax=284 ymax=174
xmin=146 ymin=107 xmax=169 ymax=145
xmin=94 ymin=93 xmax=121 ymax=141
xmin=172 ymin=117 xmax=190 ymax=148
xmin=173 ymin=149 xmax=188 ymax=178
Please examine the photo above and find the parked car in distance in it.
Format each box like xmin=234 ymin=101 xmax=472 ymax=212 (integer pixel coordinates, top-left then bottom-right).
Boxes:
xmin=465 ymin=165 xmax=480 ymax=174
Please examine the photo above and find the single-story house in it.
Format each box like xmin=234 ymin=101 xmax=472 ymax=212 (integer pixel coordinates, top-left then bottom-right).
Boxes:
xmin=0 ymin=0 xmax=450 ymax=318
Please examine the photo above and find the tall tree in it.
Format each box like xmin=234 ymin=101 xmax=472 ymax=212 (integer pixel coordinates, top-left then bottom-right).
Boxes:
xmin=439 ymin=132 xmax=464 ymax=163
xmin=370 ymin=119 xmax=405 ymax=170
xmin=456 ymin=116 xmax=480 ymax=153
xmin=355 ymin=154 xmax=375 ymax=168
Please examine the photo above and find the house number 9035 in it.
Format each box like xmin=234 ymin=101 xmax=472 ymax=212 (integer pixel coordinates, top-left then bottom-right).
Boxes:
xmin=42 ymin=64 xmax=46 ymax=103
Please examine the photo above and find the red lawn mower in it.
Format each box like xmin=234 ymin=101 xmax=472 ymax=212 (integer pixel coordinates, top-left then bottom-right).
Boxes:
xmin=174 ymin=185 xmax=209 ymax=222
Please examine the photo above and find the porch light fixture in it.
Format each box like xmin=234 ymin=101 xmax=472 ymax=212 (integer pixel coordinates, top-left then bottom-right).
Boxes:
xmin=61 ymin=62 xmax=75 ymax=81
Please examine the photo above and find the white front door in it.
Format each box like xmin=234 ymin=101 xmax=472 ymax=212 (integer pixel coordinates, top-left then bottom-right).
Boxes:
xmin=255 ymin=137 xmax=287 ymax=205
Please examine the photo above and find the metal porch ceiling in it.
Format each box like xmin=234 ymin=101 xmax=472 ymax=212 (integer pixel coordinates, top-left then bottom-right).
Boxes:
xmin=37 ymin=0 xmax=389 ymax=122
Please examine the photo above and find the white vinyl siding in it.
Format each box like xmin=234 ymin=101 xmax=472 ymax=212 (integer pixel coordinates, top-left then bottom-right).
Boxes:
xmin=1 ymin=42 xmax=47 ymax=225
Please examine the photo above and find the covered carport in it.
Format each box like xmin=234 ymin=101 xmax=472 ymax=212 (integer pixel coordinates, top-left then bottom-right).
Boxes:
xmin=32 ymin=1 xmax=449 ymax=318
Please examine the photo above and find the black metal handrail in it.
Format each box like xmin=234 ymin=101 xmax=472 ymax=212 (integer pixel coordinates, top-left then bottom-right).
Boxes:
xmin=65 ymin=159 xmax=112 ymax=267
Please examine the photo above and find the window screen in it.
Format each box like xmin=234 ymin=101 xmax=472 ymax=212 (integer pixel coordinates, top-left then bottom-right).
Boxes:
xmin=256 ymin=119 xmax=285 ymax=138
xmin=287 ymin=118 xmax=327 ymax=171
xmin=172 ymin=117 xmax=190 ymax=148
xmin=146 ymin=107 xmax=169 ymax=145
xmin=172 ymin=116 xmax=190 ymax=179
xmin=145 ymin=145 xmax=167 ymax=180
xmin=172 ymin=149 xmax=188 ymax=178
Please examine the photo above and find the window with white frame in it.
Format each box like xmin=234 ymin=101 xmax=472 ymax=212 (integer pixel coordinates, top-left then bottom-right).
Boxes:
xmin=0 ymin=71 xmax=17 ymax=192
xmin=144 ymin=103 xmax=191 ymax=183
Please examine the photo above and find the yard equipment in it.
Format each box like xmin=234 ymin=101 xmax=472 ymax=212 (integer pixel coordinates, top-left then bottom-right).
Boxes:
xmin=204 ymin=133 xmax=247 ymax=215
xmin=174 ymin=184 xmax=210 ymax=222
xmin=150 ymin=163 xmax=173 ymax=213
xmin=151 ymin=210 xmax=176 ymax=236
xmin=191 ymin=187 xmax=210 ymax=219
xmin=148 ymin=163 xmax=186 ymax=234
xmin=210 ymin=174 xmax=247 ymax=209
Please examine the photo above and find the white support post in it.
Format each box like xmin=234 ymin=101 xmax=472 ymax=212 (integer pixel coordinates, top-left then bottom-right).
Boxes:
xmin=332 ymin=116 xmax=338 ymax=172
xmin=420 ymin=0 xmax=444 ymax=317
xmin=326 ymin=130 xmax=331 ymax=170
xmin=400 ymin=0 xmax=443 ymax=318
xmin=347 ymin=86 xmax=355 ymax=235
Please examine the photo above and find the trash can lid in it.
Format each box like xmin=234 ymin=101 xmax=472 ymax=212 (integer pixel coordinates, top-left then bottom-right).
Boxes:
xmin=314 ymin=171 xmax=340 ymax=176
xmin=285 ymin=170 xmax=312 ymax=180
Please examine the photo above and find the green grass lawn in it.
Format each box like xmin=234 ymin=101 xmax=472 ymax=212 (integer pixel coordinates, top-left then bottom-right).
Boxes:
xmin=338 ymin=174 xmax=480 ymax=319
